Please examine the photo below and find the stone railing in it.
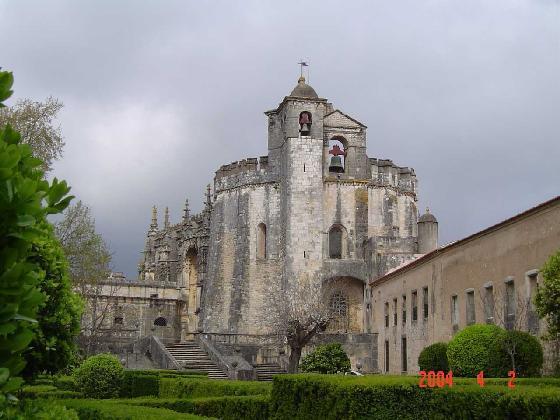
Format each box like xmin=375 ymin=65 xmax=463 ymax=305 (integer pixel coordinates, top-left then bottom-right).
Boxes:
xmin=203 ymin=332 xmax=278 ymax=346
xmin=197 ymin=334 xmax=255 ymax=380
xmin=134 ymin=335 xmax=182 ymax=370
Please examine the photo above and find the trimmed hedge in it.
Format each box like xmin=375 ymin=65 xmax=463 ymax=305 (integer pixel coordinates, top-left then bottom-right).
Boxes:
xmin=59 ymin=399 xmax=209 ymax=419
xmin=159 ymin=377 xmax=271 ymax=398
xmin=19 ymin=384 xmax=82 ymax=399
xmin=0 ymin=399 xmax=78 ymax=420
xmin=269 ymin=375 xmax=560 ymax=419
xmin=447 ymin=324 xmax=506 ymax=377
xmin=54 ymin=375 xmax=77 ymax=391
xmin=418 ymin=342 xmax=449 ymax=372
xmin=127 ymin=369 xmax=207 ymax=377
xmin=118 ymin=395 xmax=269 ymax=420
xmin=300 ymin=343 xmax=351 ymax=374
xmin=497 ymin=330 xmax=544 ymax=377
xmin=120 ymin=371 xmax=160 ymax=398
xmin=73 ymin=354 xmax=124 ymax=398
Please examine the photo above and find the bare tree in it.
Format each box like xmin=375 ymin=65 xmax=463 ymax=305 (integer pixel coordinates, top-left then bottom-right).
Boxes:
xmin=267 ymin=274 xmax=336 ymax=373
xmin=0 ymin=97 xmax=64 ymax=172
xmin=55 ymin=201 xmax=117 ymax=355
xmin=478 ymin=285 xmax=531 ymax=373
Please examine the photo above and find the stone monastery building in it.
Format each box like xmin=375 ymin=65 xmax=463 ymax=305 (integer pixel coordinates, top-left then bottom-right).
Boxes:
xmin=94 ymin=76 xmax=558 ymax=377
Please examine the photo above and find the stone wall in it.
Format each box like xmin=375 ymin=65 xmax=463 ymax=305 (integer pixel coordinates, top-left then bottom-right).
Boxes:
xmin=370 ymin=196 xmax=560 ymax=375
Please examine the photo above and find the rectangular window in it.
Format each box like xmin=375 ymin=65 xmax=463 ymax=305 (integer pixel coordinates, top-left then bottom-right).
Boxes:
xmin=384 ymin=302 xmax=389 ymax=328
xmin=484 ymin=285 xmax=494 ymax=324
xmin=451 ymin=295 xmax=458 ymax=328
xmin=466 ymin=290 xmax=475 ymax=325
xmin=412 ymin=290 xmax=418 ymax=321
xmin=385 ymin=340 xmax=390 ymax=372
xmin=423 ymin=287 xmax=429 ymax=319
xmin=527 ymin=272 xmax=539 ymax=334
xmin=401 ymin=336 xmax=408 ymax=372
xmin=393 ymin=298 xmax=398 ymax=326
xmin=505 ymin=280 xmax=516 ymax=330
xmin=402 ymin=295 xmax=407 ymax=324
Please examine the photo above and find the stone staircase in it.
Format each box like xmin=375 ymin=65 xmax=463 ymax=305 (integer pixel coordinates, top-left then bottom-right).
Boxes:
xmin=165 ymin=341 xmax=228 ymax=380
xmin=253 ymin=363 xmax=286 ymax=381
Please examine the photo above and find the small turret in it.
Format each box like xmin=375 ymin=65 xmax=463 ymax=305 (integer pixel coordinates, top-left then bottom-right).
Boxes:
xmin=164 ymin=207 xmax=170 ymax=229
xmin=183 ymin=198 xmax=190 ymax=223
xmin=417 ymin=207 xmax=438 ymax=254
xmin=149 ymin=206 xmax=158 ymax=232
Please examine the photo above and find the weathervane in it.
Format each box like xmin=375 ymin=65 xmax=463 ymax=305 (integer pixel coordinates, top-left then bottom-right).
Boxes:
xmin=298 ymin=60 xmax=309 ymax=78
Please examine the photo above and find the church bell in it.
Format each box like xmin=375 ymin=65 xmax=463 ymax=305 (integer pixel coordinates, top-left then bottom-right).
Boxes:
xmin=329 ymin=156 xmax=344 ymax=173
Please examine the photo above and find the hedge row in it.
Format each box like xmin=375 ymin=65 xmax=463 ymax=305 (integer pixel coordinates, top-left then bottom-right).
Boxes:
xmin=269 ymin=375 xmax=560 ymax=419
xmin=127 ymin=369 xmax=207 ymax=377
xmin=159 ymin=377 xmax=271 ymax=398
xmin=59 ymin=399 xmax=210 ymax=420
xmin=118 ymin=395 xmax=269 ymax=420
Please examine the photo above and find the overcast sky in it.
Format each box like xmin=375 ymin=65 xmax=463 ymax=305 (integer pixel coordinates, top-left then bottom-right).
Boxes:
xmin=1 ymin=0 xmax=559 ymax=277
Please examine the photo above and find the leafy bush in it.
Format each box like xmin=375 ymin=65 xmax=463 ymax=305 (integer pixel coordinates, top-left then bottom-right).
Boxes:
xmin=269 ymin=374 xmax=560 ymax=419
xmin=0 ymin=69 xmax=73 ymax=397
xmin=447 ymin=324 xmax=507 ymax=377
xmin=159 ymin=377 xmax=271 ymax=398
xmin=19 ymin=384 xmax=81 ymax=399
xmin=418 ymin=342 xmax=449 ymax=372
xmin=119 ymin=395 xmax=269 ymax=420
xmin=300 ymin=343 xmax=351 ymax=374
xmin=0 ymin=399 xmax=78 ymax=420
xmin=59 ymin=399 xmax=205 ymax=419
xmin=498 ymin=330 xmax=544 ymax=377
xmin=536 ymin=250 xmax=560 ymax=338
xmin=23 ymin=222 xmax=83 ymax=378
xmin=73 ymin=354 xmax=124 ymax=398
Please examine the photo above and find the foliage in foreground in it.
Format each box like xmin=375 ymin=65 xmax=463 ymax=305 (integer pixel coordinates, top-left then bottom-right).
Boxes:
xmin=73 ymin=354 xmax=124 ymax=399
xmin=536 ymin=249 xmax=560 ymax=339
xmin=497 ymin=330 xmax=543 ymax=377
xmin=0 ymin=398 xmax=78 ymax=420
xmin=418 ymin=342 xmax=449 ymax=372
xmin=0 ymin=69 xmax=73 ymax=399
xmin=269 ymin=374 xmax=560 ymax=420
xmin=300 ymin=343 xmax=351 ymax=374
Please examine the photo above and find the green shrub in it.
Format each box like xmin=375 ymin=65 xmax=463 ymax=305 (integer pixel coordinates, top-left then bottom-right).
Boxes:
xmin=159 ymin=377 xmax=271 ymax=398
xmin=0 ymin=69 xmax=73 ymax=397
xmin=119 ymin=395 xmax=269 ymax=420
xmin=269 ymin=374 xmax=560 ymax=419
xmin=300 ymin=343 xmax=351 ymax=374
xmin=497 ymin=330 xmax=544 ymax=377
xmin=59 ymin=399 xmax=207 ymax=419
xmin=73 ymin=354 xmax=124 ymax=398
xmin=119 ymin=371 xmax=160 ymax=397
xmin=536 ymin=249 xmax=560 ymax=338
xmin=0 ymin=399 xmax=78 ymax=420
xmin=54 ymin=375 xmax=76 ymax=391
xmin=447 ymin=324 xmax=507 ymax=377
xmin=418 ymin=342 xmax=449 ymax=372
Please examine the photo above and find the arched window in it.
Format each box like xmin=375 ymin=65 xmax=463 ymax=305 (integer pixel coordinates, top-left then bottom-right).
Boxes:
xmin=299 ymin=111 xmax=312 ymax=135
xmin=329 ymin=292 xmax=349 ymax=332
xmin=154 ymin=317 xmax=167 ymax=327
xmin=257 ymin=223 xmax=267 ymax=259
xmin=328 ymin=137 xmax=347 ymax=173
xmin=329 ymin=225 xmax=347 ymax=259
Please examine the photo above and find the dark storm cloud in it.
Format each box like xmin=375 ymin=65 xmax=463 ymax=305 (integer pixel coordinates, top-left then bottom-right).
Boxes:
xmin=1 ymin=0 xmax=559 ymax=276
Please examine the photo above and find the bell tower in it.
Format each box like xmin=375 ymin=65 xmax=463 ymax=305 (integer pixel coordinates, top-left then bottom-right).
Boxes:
xmin=265 ymin=74 xmax=333 ymax=287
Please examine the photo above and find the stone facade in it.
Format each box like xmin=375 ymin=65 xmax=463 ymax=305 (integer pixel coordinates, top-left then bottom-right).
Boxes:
xmin=370 ymin=196 xmax=560 ymax=375
xmin=89 ymin=76 xmax=431 ymax=372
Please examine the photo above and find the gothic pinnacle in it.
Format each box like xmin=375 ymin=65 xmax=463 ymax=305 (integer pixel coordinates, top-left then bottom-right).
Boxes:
xmin=205 ymin=184 xmax=212 ymax=207
xmin=164 ymin=206 xmax=170 ymax=229
xmin=183 ymin=198 xmax=190 ymax=222
xmin=150 ymin=205 xmax=158 ymax=230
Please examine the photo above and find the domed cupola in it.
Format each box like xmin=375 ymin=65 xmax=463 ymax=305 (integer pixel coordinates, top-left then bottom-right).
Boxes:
xmin=289 ymin=76 xmax=318 ymax=99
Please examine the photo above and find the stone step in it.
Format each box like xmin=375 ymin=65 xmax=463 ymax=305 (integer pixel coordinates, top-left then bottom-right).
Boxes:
xmin=165 ymin=341 xmax=228 ymax=380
